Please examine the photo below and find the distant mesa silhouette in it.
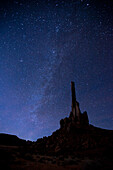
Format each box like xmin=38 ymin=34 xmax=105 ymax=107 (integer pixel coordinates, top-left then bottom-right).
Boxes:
xmin=0 ymin=133 xmax=26 ymax=146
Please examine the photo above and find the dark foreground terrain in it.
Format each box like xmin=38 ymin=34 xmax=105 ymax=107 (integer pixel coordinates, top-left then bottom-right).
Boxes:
xmin=0 ymin=124 xmax=113 ymax=170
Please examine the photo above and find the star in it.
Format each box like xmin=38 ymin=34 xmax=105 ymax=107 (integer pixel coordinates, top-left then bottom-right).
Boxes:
xmin=19 ymin=59 xmax=23 ymax=63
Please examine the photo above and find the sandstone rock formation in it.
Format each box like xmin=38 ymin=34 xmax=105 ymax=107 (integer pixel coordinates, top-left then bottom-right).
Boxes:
xmin=35 ymin=82 xmax=113 ymax=157
xmin=60 ymin=82 xmax=89 ymax=130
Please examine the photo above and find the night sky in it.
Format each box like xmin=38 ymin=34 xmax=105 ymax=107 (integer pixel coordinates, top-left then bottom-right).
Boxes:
xmin=0 ymin=0 xmax=113 ymax=141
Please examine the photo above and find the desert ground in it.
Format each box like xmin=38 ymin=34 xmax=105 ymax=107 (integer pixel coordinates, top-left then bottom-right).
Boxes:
xmin=0 ymin=144 xmax=113 ymax=170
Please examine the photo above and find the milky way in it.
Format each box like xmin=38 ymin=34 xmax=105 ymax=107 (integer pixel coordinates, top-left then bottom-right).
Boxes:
xmin=0 ymin=0 xmax=113 ymax=140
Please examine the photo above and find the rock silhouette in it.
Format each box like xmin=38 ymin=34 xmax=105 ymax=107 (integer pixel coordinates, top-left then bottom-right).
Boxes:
xmin=0 ymin=133 xmax=26 ymax=146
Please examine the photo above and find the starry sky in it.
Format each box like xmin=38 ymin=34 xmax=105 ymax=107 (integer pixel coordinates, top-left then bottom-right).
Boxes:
xmin=0 ymin=0 xmax=113 ymax=141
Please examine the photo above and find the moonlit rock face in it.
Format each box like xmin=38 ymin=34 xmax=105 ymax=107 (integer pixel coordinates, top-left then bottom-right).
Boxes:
xmin=0 ymin=0 xmax=113 ymax=141
xmin=76 ymin=102 xmax=81 ymax=120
